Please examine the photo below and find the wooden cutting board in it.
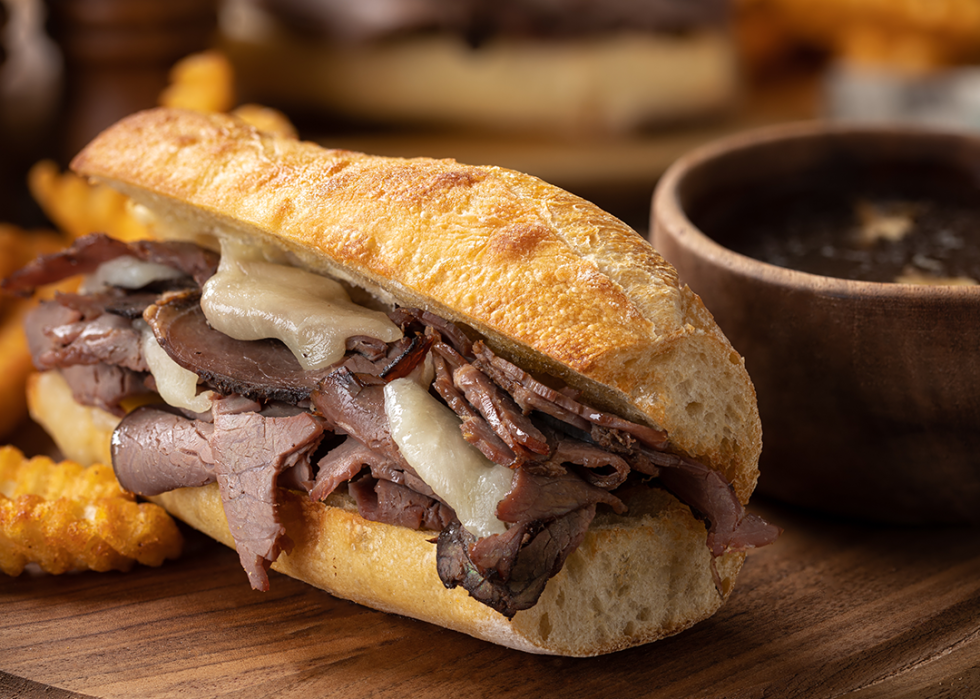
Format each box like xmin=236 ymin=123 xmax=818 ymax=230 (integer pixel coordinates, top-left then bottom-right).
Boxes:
xmin=3 ymin=496 xmax=979 ymax=699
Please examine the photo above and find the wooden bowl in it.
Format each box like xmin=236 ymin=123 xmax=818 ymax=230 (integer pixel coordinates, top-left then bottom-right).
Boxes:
xmin=651 ymin=123 xmax=980 ymax=524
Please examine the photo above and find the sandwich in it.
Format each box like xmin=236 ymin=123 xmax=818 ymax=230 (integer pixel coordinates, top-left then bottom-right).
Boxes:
xmin=2 ymin=107 xmax=777 ymax=656
xmin=221 ymin=0 xmax=741 ymax=135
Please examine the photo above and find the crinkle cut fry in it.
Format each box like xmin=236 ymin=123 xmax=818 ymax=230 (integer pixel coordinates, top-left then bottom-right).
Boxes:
xmin=0 ymin=446 xmax=183 ymax=576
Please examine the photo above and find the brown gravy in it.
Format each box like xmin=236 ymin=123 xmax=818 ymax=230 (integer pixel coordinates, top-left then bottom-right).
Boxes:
xmin=692 ymin=164 xmax=980 ymax=284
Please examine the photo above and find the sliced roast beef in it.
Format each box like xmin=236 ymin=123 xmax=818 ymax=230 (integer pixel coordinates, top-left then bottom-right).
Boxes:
xmin=349 ymin=475 xmax=455 ymax=531
xmin=60 ymin=364 xmax=151 ymax=416
xmin=127 ymin=238 xmax=219 ymax=288
xmin=653 ymin=453 xmax=781 ymax=555
xmin=471 ymin=341 xmax=670 ymax=450
xmin=51 ymin=311 xmax=143 ymax=370
xmin=503 ymin=505 xmax=595 ymax=599
xmin=112 ymin=405 xmax=217 ymax=494
xmin=312 ymin=369 xmax=401 ymax=460
xmin=589 ymin=423 xmax=662 ymax=477
xmin=345 ymin=335 xmax=389 ymax=361
xmin=49 ymin=289 xmax=162 ymax=321
xmin=495 ymin=466 xmax=626 ymax=524
xmin=145 ymin=291 xmax=339 ymax=404
xmin=208 ymin=397 xmax=326 ymax=591
xmin=255 ymin=401 xmax=320 ymax=492
xmin=452 ymin=362 xmax=550 ymax=463
xmin=436 ymin=462 xmax=616 ymax=616
xmin=544 ymin=434 xmax=631 ymax=489
xmin=25 ymin=299 xmax=146 ymax=373
xmin=111 ymin=394 xmax=326 ymax=592
xmin=10 ymin=235 xmax=779 ymax=615
xmin=464 ymin=519 xmax=526 ymax=582
xmin=389 ymin=306 xmax=473 ymax=357
xmin=20 ymin=266 xmax=177 ymax=416
xmin=24 ymin=302 xmax=80 ymax=368
xmin=91 ymin=290 xmax=165 ymax=320
xmin=436 ymin=505 xmax=596 ymax=618
xmin=431 ymin=351 xmax=516 ymax=465
xmin=3 ymin=234 xmax=132 ymax=295
xmin=310 ymin=436 xmax=390 ymax=501
xmin=310 ymin=368 xmax=436 ymax=499
xmin=376 ymin=333 xmax=435 ymax=382
xmin=468 ymin=340 xmax=779 ymax=553
xmin=1 ymin=232 xmax=218 ymax=294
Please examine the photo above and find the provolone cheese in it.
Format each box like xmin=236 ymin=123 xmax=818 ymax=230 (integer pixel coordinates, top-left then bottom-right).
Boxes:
xmin=137 ymin=321 xmax=215 ymax=413
xmin=201 ymin=242 xmax=402 ymax=371
xmin=384 ymin=377 xmax=513 ymax=539
xmin=81 ymin=255 xmax=184 ymax=294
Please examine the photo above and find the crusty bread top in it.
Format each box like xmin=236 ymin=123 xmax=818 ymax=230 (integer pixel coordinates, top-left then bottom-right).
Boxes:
xmin=71 ymin=107 xmax=761 ymax=501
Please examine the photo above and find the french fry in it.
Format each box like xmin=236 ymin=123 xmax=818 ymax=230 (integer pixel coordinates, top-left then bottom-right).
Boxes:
xmin=756 ymin=0 xmax=980 ymax=68
xmin=0 ymin=446 xmax=183 ymax=576
xmin=159 ymin=49 xmax=236 ymax=113
xmin=27 ymin=160 xmax=149 ymax=242
xmin=232 ymin=103 xmax=298 ymax=139
xmin=0 ymin=224 xmax=63 ymax=283
xmin=0 ymin=225 xmax=65 ymax=438
xmin=0 ymin=301 xmax=34 ymax=439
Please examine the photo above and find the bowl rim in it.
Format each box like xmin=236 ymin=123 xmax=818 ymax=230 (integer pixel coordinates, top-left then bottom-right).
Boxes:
xmin=652 ymin=120 xmax=980 ymax=301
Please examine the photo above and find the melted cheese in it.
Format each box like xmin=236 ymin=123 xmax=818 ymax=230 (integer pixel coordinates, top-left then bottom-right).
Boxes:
xmin=137 ymin=321 xmax=215 ymax=413
xmin=384 ymin=377 xmax=513 ymax=538
xmin=201 ymin=242 xmax=402 ymax=371
xmin=81 ymin=255 xmax=184 ymax=294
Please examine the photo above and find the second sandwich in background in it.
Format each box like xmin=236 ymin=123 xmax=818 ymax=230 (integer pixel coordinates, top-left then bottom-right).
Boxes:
xmin=220 ymin=0 xmax=741 ymax=135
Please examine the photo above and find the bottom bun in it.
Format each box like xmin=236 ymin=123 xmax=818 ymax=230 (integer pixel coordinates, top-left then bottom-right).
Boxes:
xmin=27 ymin=369 xmax=745 ymax=656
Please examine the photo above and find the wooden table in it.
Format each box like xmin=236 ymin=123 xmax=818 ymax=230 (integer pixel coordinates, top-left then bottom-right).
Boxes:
xmin=3 ymin=496 xmax=979 ymax=699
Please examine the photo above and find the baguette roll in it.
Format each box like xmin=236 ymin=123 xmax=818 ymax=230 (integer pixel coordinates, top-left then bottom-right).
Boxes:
xmin=20 ymin=107 xmax=765 ymax=656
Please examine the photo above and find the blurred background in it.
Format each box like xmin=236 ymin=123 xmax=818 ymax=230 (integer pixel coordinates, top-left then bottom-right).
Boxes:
xmin=1 ymin=0 xmax=979 ymax=233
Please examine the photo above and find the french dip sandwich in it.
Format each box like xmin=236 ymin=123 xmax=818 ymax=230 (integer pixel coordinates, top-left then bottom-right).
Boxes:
xmin=3 ymin=108 xmax=777 ymax=656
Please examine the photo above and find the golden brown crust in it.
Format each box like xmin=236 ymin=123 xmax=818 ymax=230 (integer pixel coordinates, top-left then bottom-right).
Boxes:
xmin=71 ymin=107 xmax=761 ymax=501
xmin=28 ymin=370 xmax=744 ymax=656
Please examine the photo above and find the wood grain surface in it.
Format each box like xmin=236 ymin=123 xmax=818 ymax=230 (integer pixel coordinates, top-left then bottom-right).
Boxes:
xmin=3 ymin=496 xmax=979 ymax=699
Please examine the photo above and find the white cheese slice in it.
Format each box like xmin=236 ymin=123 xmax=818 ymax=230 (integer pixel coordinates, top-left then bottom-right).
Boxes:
xmin=81 ymin=255 xmax=184 ymax=294
xmin=137 ymin=321 xmax=215 ymax=413
xmin=201 ymin=243 xmax=402 ymax=371
xmin=384 ymin=377 xmax=514 ymax=539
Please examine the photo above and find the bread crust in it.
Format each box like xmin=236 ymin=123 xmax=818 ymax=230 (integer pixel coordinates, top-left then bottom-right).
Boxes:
xmin=27 ymin=369 xmax=745 ymax=656
xmin=70 ymin=107 xmax=761 ymax=501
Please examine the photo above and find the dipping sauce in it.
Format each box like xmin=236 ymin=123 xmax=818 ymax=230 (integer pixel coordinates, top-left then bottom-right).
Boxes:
xmin=694 ymin=165 xmax=980 ymax=285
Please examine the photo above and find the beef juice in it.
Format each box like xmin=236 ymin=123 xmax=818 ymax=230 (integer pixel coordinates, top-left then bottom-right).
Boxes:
xmin=692 ymin=164 xmax=980 ymax=285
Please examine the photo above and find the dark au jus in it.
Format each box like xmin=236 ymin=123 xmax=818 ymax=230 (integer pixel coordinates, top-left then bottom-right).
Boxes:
xmin=693 ymin=163 xmax=980 ymax=285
